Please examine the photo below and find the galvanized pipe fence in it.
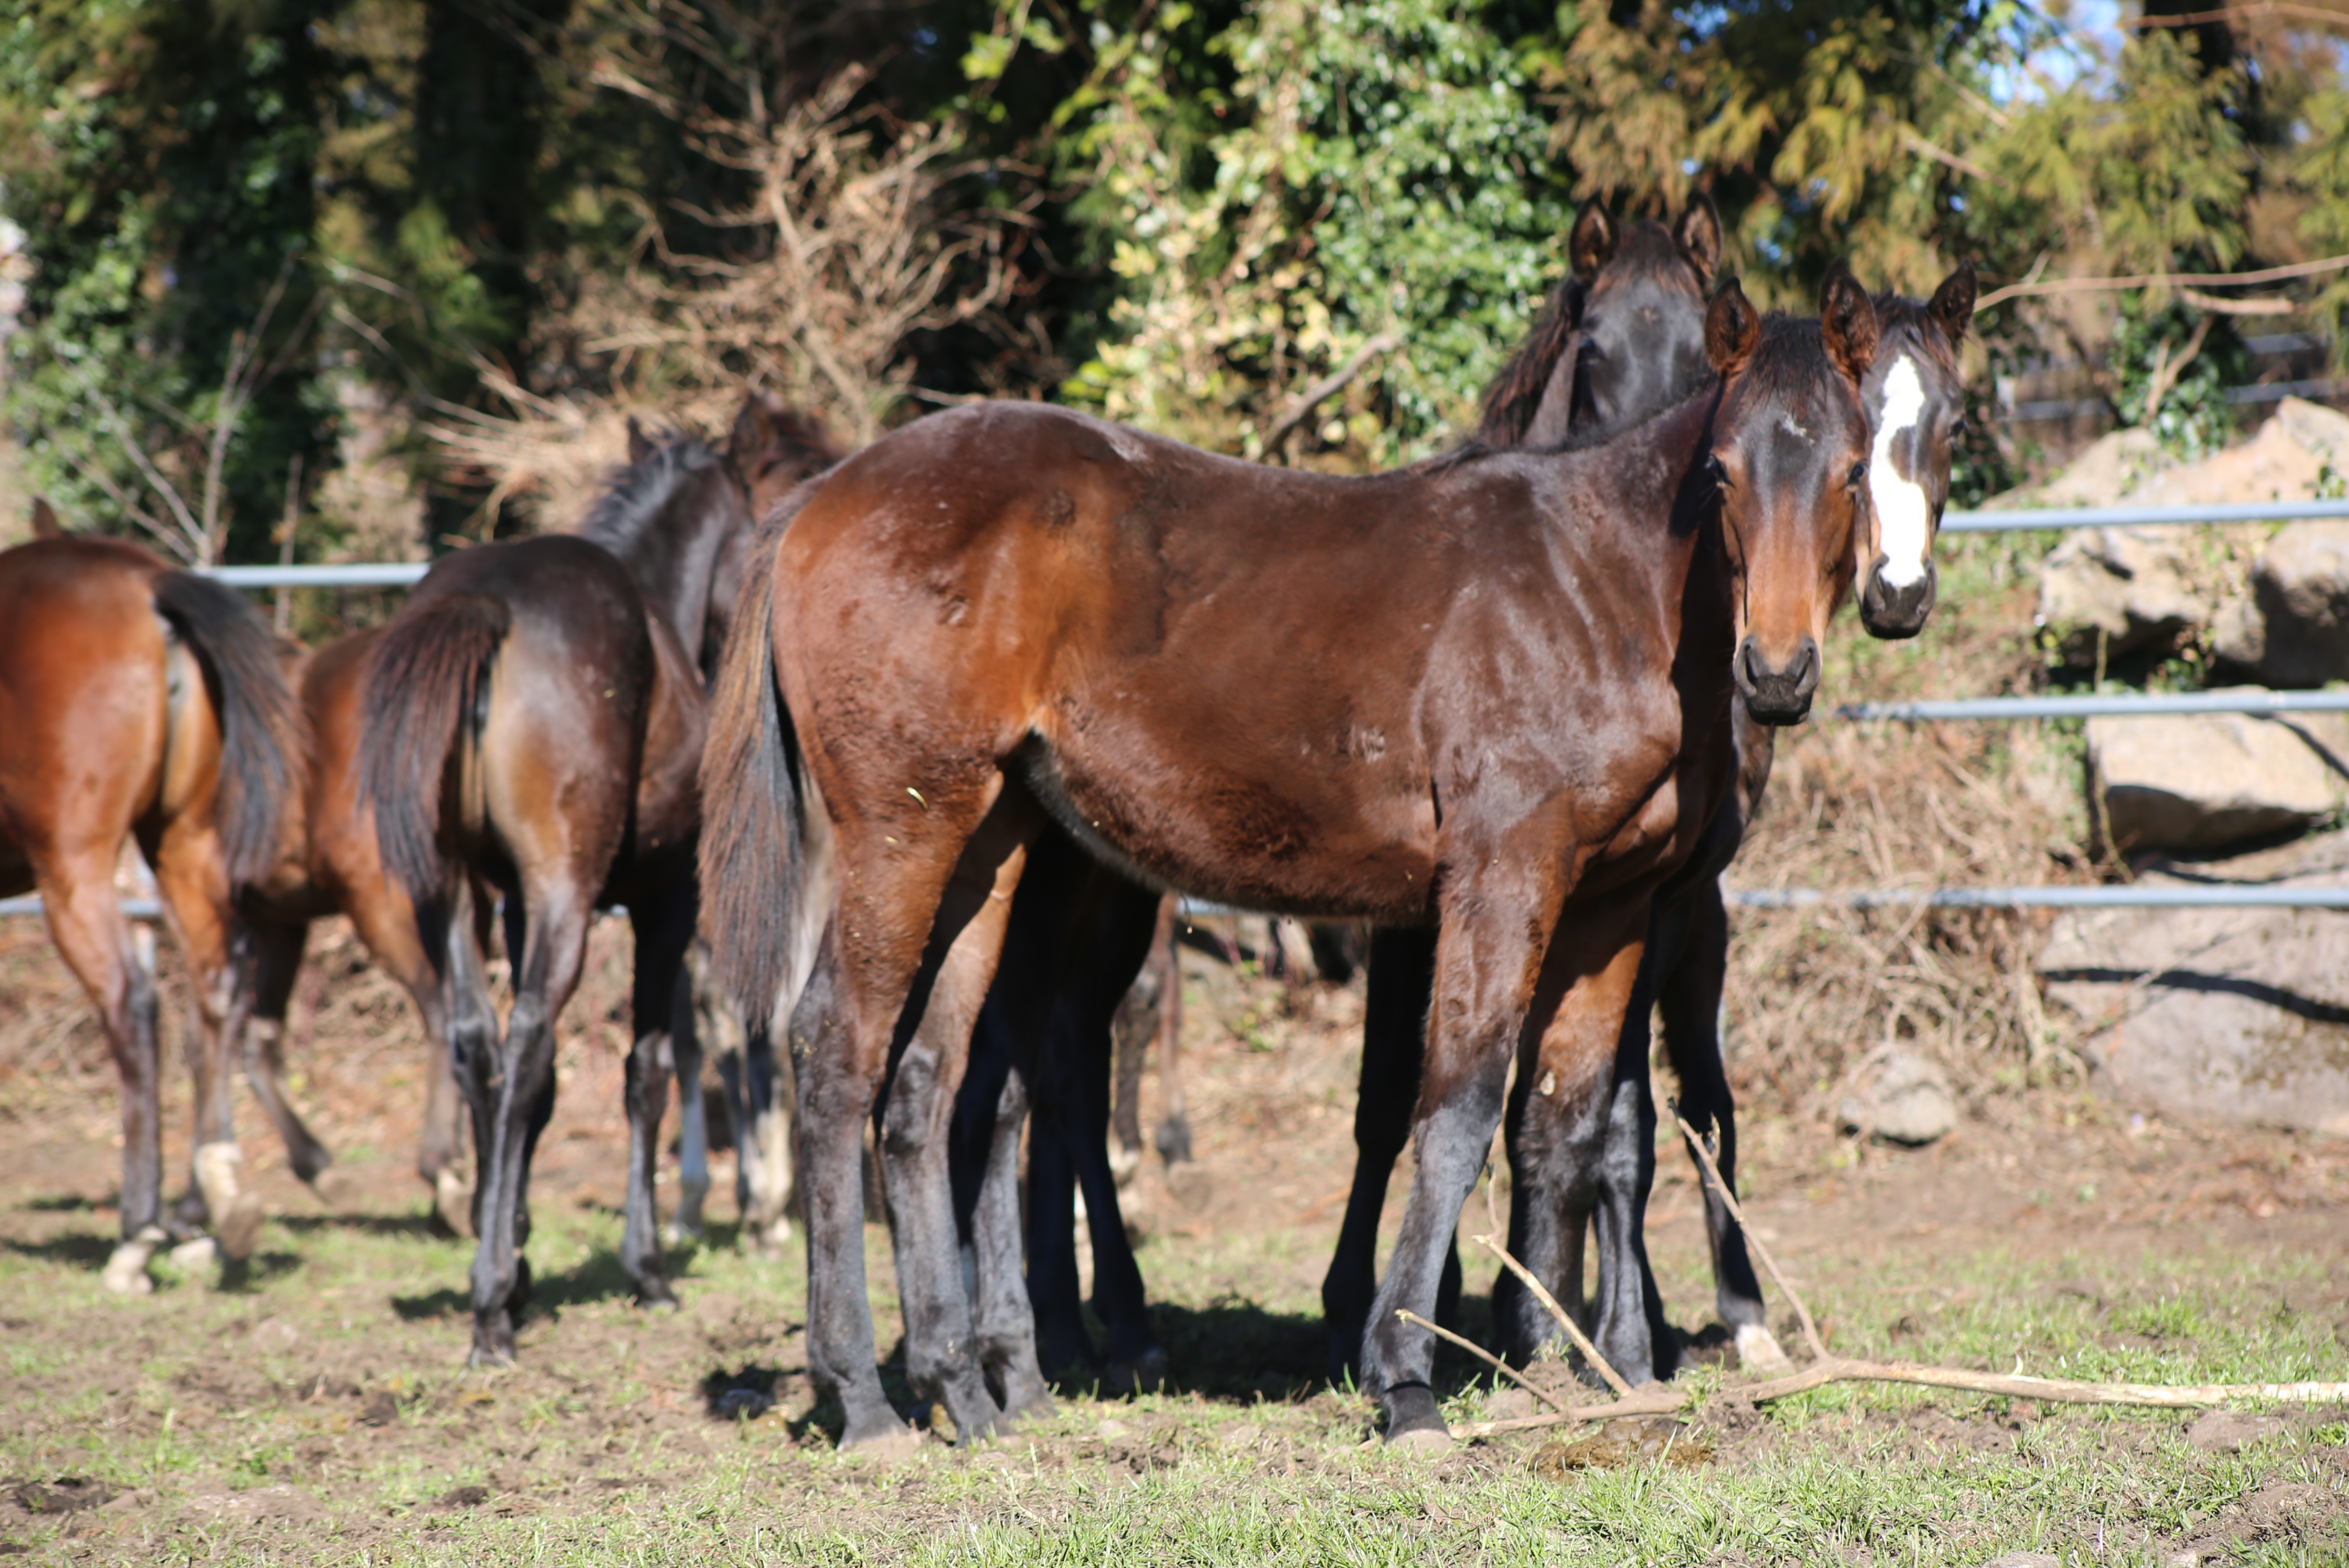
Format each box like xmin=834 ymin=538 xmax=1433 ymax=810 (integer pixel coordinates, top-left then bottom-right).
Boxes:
xmin=11 ymin=497 xmax=2349 ymax=923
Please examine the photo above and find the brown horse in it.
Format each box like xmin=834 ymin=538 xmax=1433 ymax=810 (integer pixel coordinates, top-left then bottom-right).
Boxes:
xmin=238 ymin=394 xmax=833 ymax=1242
xmin=706 ymin=265 xmax=1884 ymax=1447
xmin=355 ymin=397 xmax=832 ymax=1364
xmin=0 ymin=530 xmax=304 ymax=1291
xmin=996 ymin=195 xmax=1731 ymax=1397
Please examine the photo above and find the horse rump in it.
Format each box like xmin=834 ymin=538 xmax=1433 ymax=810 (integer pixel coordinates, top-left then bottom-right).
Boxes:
xmin=150 ymin=569 xmax=307 ymax=890
xmin=355 ymin=593 xmax=512 ymax=903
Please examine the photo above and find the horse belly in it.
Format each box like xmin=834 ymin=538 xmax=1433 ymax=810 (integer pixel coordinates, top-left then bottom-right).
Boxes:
xmin=1026 ymin=720 xmax=1435 ymax=923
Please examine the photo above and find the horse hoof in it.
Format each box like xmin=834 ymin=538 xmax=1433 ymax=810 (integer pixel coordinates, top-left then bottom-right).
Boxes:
xmin=837 ymin=1410 xmax=922 ymax=1455
xmin=169 ymin=1236 xmax=220 ymax=1276
xmin=433 ymin=1171 xmax=475 ymax=1239
xmin=660 ymin=1221 xmax=702 ymax=1248
xmin=1734 ymin=1323 xmax=1793 ymax=1375
xmin=1381 ymin=1384 xmax=1450 ymax=1448
xmin=1104 ymin=1347 xmax=1170 ymax=1396
xmin=1387 ymin=1425 xmax=1454 ymax=1454
xmin=100 ymin=1228 xmax=166 ymax=1295
xmin=635 ymin=1281 xmax=681 ymax=1312
xmin=311 ymin=1165 xmax=365 ymax=1211
xmin=215 ymin=1192 xmax=265 ymax=1263
xmin=468 ymin=1339 xmax=517 ymax=1369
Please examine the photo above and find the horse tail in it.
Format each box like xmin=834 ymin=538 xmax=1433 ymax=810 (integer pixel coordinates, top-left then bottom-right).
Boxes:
xmin=697 ymin=535 xmax=818 ymax=1035
xmin=1474 ymin=276 xmax=1585 ymax=449
xmin=355 ymin=593 xmax=511 ymax=903
xmin=150 ymin=570 xmax=308 ymax=890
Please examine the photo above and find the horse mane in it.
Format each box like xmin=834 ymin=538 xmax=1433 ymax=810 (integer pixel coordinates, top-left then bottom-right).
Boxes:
xmin=1736 ymin=313 xmax=1847 ymax=403
xmin=576 ymin=434 xmax=724 ymax=557
xmin=1473 ymin=277 xmax=1586 ymax=449
xmin=1422 ymin=356 xmax=1717 ymax=476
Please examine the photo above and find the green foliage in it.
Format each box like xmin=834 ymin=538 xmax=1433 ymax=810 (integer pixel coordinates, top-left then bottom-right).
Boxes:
xmin=0 ymin=0 xmax=335 ymax=561
xmin=1050 ymin=0 xmax=1572 ymax=463
xmin=2107 ymin=293 xmax=2248 ymax=460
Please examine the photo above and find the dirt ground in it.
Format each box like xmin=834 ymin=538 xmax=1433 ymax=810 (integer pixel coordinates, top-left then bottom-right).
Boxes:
xmin=2 ymin=914 xmax=2346 ymax=1564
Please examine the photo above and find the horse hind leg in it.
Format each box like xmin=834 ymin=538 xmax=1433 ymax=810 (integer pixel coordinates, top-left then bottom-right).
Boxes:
xmin=39 ymin=851 xmax=168 ymax=1292
xmin=619 ymin=875 xmax=696 ymax=1304
xmin=870 ymin=792 xmax=1038 ymax=1446
xmin=665 ymin=965 xmax=711 ymax=1246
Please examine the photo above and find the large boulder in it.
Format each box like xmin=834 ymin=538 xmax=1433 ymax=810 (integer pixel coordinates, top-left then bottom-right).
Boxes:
xmin=2214 ymin=522 xmax=2349 ymax=686
xmin=2037 ymin=526 xmax=2213 ymax=664
xmin=2088 ymin=696 xmax=2349 ymax=852
xmin=2038 ymin=828 xmax=2349 ymax=1135
xmin=2022 ymin=399 xmax=2349 ymax=665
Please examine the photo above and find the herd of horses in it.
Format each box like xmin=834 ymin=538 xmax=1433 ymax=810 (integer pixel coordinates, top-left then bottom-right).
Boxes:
xmin=0 ymin=195 xmax=1976 ymax=1451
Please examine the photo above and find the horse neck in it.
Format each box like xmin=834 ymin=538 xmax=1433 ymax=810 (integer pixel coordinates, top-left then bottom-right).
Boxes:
xmin=1583 ymin=387 xmax=1738 ymax=703
xmin=597 ymin=468 xmax=740 ymax=658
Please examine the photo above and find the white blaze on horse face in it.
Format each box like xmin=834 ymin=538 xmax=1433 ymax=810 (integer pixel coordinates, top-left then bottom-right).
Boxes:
xmin=1868 ymin=355 xmax=1932 ymax=589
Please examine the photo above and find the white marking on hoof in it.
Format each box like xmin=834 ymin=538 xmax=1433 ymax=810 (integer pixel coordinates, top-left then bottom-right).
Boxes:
xmin=435 ymin=1169 xmax=475 ymax=1238
xmin=1387 ymin=1425 xmax=1454 ymax=1454
xmin=1867 ymin=355 xmax=1932 ymax=589
xmin=1735 ymin=1323 xmax=1794 ymax=1374
xmin=169 ymin=1236 xmax=220 ymax=1276
xmin=102 ymin=1226 xmax=167 ymax=1295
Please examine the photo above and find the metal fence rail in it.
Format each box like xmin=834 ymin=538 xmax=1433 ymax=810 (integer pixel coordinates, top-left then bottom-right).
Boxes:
xmin=1942 ymin=498 xmax=2349 ymax=532
xmin=1837 ymin=689 xmax=2349 ymax=722
xmin=1727 ymin=886 xmax=2349 ymax=911
xmin=201 ymin=562 xmax=428 ymax=588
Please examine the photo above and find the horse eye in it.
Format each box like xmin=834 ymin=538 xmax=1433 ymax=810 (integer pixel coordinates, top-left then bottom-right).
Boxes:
xmin=1702 ymin=454 xmax=1729 ymax=488
xmin=1950 ymin=415 xmax=1968 ymax=438
xmin=1847 ymin=461 xmax=1868 ymax=489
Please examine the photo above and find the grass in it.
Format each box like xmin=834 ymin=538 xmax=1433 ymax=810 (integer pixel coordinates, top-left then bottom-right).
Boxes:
xmin=0 ymin=1162 xmax=2342 ymax=1566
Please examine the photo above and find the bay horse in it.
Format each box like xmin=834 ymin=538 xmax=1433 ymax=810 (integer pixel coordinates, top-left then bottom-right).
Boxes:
xmin=706 ymin=264 xmax=1885 ymax=1447
xmin=997 ymin=194 xmax=1731 ymax=1396
xmin=0 ymin=528 xmax=304 ymax=1291
xmin=1336 ymin=260 xmax=1981 ymax=1388
xmin=237 ymin=394 xmax=834 ymax=1242
xmin=355 ymin=395 xmax=832 ymax=1364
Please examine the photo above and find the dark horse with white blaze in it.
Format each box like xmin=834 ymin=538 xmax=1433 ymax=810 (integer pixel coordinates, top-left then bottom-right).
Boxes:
xmin=705 ymin=264 xmax=1888 ymax=1447
xmin=0 ymin=527 xmax=304 ymax=1291
xmin=356 ymin=396 xmax=839 ymax=1365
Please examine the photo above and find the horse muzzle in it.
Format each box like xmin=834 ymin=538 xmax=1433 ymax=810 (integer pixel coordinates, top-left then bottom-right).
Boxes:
xmin=1734 ymin=634 xmax=1819 ymax=726
xmin=1859 ymin=557 xmax=1937 ymax=640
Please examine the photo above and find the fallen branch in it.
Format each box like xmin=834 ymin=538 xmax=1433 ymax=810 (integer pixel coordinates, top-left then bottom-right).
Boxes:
xmin=1669 ymin=1114 xmax=1828 ymax=1364
xmin=1396 ymin=1309 xmax=1570 ymax=1415
xmin=2178 ymin=285 xmax=2297 ymax=317
xmin=1450 ymin=1384 xmax=1686 ymax=1440
xmin=2124 ymin=3 xmax=2349 ymax=32
xmin=1977 ymin=252 xmax=2349 ymax=311
xmin=1472 ymin=1232 xmax=1636 ymax=1397
xmin=1261 ymin=333 xmax=1399 ymax=455
xmin=1671 ymin=1112 xmax=2349 ymax=1410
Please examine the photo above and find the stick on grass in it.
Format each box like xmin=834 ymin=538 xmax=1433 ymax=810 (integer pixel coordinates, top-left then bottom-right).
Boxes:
xmin=1395 ymin=1309 xmax=1570 ymax=1415
xmin=1472 ymin=1232 xmax=1636 ymax=1398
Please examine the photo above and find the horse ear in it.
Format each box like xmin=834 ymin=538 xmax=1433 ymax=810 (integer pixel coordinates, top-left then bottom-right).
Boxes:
xmin=1704 ymin=276 xmax=1761 ymax=376
xmin=1927 ymin=259 xmax=1977 ymax=346
xmin=1569 ymin=197 xmax=1618 ymax=282
xmin=626 ymin=416 xmax=655 ymax=466
xmin=29 ymin=497 xmax=62 ymax=539
xmin=1819 ymin=263 xmax=1879 ymax=382
xmin=1673 ymin=195 xmax=1723 ymax=284
xmin=729 ymin=390 xmax=780 ymax=465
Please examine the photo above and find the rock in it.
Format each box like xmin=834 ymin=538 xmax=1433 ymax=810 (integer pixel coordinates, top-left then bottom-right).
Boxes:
xmin=2088 ymin=697 xmax=2349 ymax=851
xmin=2216 ymin=522 xmax=2349 ymax=686
xmin=2009 ymin=399 xmax=2349 ymax=665
xmin=2185 ymin=1408 xmax=2288 ymax=1453
xmin=2036 ymin=526 xmax=2213 ymax=664
xmin=2039 ymin=827 xmax=2349 ymax=1133
xmin=1836 ymin=1051 xmax=1957 ymax=1145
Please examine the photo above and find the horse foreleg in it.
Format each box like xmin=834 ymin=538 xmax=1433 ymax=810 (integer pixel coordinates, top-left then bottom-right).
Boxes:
xmin=1661 ymin=879 xmax=1782 ymax=1369
xmin=1152 ymin=909 xmax=1192 ymax=1166
xmin=1323 ymin=926 xmax=1455 ymax=1386
xmin=239 ymin=917 xmax=335 ymax=1190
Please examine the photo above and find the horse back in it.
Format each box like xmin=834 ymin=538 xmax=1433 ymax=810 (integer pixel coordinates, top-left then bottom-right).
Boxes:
xmin=773 ymin=402 xmax=1707 ymax=920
